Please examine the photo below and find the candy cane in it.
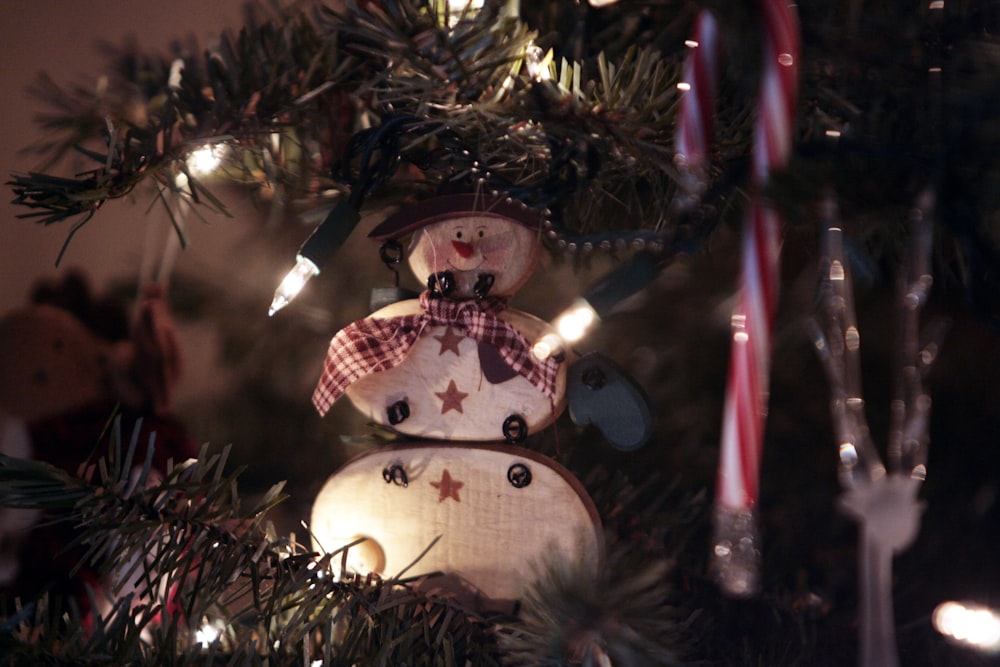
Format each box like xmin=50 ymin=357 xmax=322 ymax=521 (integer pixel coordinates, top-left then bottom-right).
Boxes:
xmin=712 ymin=0 xmax=800 ymax=597
xmin=675 ymin=11 xmax=720 ymax=172
xmin=674 ymin=10 xmax=720 ymax=208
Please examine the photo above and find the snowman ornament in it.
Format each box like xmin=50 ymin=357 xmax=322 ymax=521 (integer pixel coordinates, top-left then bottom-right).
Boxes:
xmin=309 ymin=194 xmax=601 ymax=606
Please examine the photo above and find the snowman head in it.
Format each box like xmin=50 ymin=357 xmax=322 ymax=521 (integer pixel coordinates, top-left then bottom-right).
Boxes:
xmin=369 ymin=194 xmax=544 ymax=300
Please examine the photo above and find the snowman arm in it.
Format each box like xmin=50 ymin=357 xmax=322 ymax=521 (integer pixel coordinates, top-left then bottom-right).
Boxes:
xmin=566 ymin=353 xmax=653 ymax=451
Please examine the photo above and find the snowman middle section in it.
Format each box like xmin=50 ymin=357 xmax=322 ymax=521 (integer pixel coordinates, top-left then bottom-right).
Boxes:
xmin=315 ymin=294 xmax=566 ymax=441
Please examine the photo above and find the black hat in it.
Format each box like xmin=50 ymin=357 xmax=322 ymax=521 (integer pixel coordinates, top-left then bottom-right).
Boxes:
xmin=368 ymin=193 xmax=545 ymax=241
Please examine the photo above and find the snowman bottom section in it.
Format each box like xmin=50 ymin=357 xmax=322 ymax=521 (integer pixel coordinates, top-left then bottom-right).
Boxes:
xmin=344 ymin=325 xmax=564 ymax=442
xmin=310 ymin=443 xmax=602 ymax=604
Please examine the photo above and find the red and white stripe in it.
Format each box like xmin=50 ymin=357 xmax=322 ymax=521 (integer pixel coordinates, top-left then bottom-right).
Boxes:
xmin=751 ymin=0 xmax=800 ymax=184
xmin=716 ymin=1 xmax=799 ymax=517
xmin=674 ymin=10 xmax=721 ymax=174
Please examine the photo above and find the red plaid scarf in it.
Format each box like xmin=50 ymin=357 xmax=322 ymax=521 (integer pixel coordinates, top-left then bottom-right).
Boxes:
xmin=312 ymin=291 xmax=560 ymax=416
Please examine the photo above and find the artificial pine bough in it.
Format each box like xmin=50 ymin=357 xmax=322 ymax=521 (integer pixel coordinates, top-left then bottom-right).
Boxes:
xmin=0 ymin=417 xmax=507 ymax=665
xmin=0 ymin=417 xmax=694 ymax=666
xmin=8 ymin=0 xmax=711 ymax=264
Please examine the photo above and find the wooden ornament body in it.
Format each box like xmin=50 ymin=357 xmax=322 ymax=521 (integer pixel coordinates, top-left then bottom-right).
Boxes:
xmin=344 ymin=299 xmax=566 ymax=441
xmin=310 ymin=443 xmax=602 ymax=602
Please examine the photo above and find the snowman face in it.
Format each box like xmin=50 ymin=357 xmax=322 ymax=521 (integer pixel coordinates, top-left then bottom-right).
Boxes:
xmin=407 ymin=215 xmax=540 ymax=299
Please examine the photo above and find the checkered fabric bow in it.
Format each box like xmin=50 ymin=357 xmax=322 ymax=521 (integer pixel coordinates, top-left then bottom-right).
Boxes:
xmin=312 ymin=291 xmax=560 ymax=416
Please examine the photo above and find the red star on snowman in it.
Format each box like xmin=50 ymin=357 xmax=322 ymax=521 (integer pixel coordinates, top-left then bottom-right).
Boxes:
xmin=430 ymin=469 xmax=464 ymax=502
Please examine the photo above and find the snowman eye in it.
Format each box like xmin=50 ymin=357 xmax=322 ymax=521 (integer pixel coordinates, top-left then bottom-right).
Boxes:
xmin=455 ymin=231 xmax=463 ymax=239
xmin=478 ymin=230 xmax=485 ymax=238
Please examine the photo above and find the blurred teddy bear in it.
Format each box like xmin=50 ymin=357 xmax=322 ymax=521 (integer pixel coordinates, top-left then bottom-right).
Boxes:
xmin=0 ymin=270 xmax=197 ymax=618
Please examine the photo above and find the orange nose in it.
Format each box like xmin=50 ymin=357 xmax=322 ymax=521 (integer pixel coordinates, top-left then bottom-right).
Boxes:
xmin=452 ymin=240 xmax=474 ymax=258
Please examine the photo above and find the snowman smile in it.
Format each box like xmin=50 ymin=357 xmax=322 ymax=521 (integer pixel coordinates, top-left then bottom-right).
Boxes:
xmin=447 ymin=258 xmax=484 ymax=272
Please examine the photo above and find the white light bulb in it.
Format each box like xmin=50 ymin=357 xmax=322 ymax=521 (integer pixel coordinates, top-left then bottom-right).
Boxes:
xmin=187 ymin=145 xmax=224 ymax=176
xmin=934 ymin=601 xmax=1000 ymax=652
xmin=531 ymin=299 xmax=600 ymax=360
xmin=269 ymin=256 xmax=320 ymax=316
xmin=525 ymin=44 xmax=551 ymax=82
xmin=554 ymin=299 xmax=599 ymax=343
xmin=532 ymin=333 xmax=562 ymax=361
xmin=195 ymin=623 xmax=221 ymax=648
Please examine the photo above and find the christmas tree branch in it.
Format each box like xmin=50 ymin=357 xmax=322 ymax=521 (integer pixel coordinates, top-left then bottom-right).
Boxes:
xmin=0 ymin=415 xmax=705 ymax=665
xmin=9 ymin=4 xmax=356 ymax=239
xmin=8 ymin=0 xmax=728 ymax=258
xmin=0 ymin=417 xmax=508 ymax=664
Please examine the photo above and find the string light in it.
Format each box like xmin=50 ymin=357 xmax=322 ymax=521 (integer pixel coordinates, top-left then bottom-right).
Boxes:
xmin=269 ymin=201 xmax=360 ymax=316
xmin=270 ymin=257 xmax=320 ymax=317
xmin=933 ymin=601 xmax=1000 ymax=652
xmin=525 ymin=44 xmax=552 ymax=81
xmin=195 ymin=622 xmax=222 ymax=648
xmin=186 ymin=144 xmax=224 ymax=175
xmin=534 ymin=252 xmax=659 ymax=359
xmin=532 ymin=299 xmax=600 ymax=360
xmin=532 ymin=334 xmax=565 ymax=361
